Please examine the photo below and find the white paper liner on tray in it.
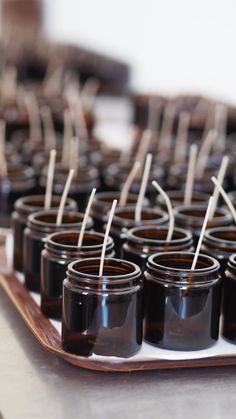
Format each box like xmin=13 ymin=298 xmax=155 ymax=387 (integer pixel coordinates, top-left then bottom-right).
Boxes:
xmin=4 ymin=229 xmax=236 ymax=363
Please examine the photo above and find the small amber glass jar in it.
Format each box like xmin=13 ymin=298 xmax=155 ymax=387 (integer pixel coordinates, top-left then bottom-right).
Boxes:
xmin=144 ymin=252 xmax=221 ymax=351
xmin=12 ymin=195 xmax=77 ymax=272
xmin=202 ymin=227 xmax=236 ymax=278
xmin=223 ymin=254 xmax=236 ymax=342
xmin=174 ymin=204 xmax=232 ymax=246
xmin=122 ymin=226 xmax=193 ymax=271
xmin=23 ymin=210 xmax=93 ymax=292
xmin=0 ymin=164 xmax=37 ymax=227
xmin=62 ymin=258 xmax=143 ymax=357
xmin=90 ymin=191 xmax=149 ymax=232
xmin=41 ymin=231 xmax=115 ymax=319
xmin=110 ymin=205 xmax=169 ymax=257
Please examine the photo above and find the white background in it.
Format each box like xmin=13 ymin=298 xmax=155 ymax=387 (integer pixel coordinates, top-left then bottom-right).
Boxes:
xmin=43 ymin=0 xmax=236 ymax=103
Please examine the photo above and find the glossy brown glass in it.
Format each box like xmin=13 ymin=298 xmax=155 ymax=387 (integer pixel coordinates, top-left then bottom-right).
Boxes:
xmin=144 ymin=252 xmax=221 ymax=351
xmin=23 ymin=210 xmax=93 ymax=292
xmin=202 ymin=227 xmax=236 ymax=278
xmin=110 ymin=205 xmax=169 ymax=257
xmin=174 ymin=204 xmax=232 ymax=246
xmin=90 ymin=191 xmax=148 ymax=232
xmin=122 ymin=226 xmax=193 ymax=271
xmin=223 ymin=254 xmax=236 ymax=343
xmin=0 ymin=164 xmax=36 ymax=227
xmin=62 ymin=258 xmax=143 ymax=357
xmin=12 ymin=195 xmax=77 ymax=272
xmin=156 ymin=190 xmax=209 ymax=210
xmin=41 ymin=231 xmax=115 ymax=319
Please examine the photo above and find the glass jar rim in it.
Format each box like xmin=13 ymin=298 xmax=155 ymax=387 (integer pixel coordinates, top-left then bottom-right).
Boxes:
xmin=28 ymin=210 xmax=89 ymax=228
xmin=174 ymin=204 xmax=232 ymax=222
xmin=14 ymin=195 xmax=76 ymax=213
xmin=68 ymin=257 xmax=141 ymax=282
xmin=148 ymin=251 xmax=220 ymax=274
xmin=204 ymin=226 xmax=236 ymax=245
xmin=127 ymin=226 xmax=192 ymax=245
xmin=46 ymin=230 xmax=113 ymax=251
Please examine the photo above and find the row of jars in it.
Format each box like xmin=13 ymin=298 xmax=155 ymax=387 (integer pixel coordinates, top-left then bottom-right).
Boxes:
xmin=11 ymin=190 xmax=236 ymax=358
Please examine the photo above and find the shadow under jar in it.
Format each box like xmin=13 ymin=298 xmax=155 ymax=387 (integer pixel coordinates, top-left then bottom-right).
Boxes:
xmin=202 ymin=227 xmax=236 ymax=279
xmin=122 ymin=226 xmax=193 ymax=272
xmin=12 ymin=195 xmax=77 ymax=272
xmin=90 ymin=191 xmax=149 ymax=232
xmin=0 ymin=164 xmax=37 ymax=227
xmin=223 ymin=254 xmax=236 ymax=342
xmin=174 ymin=204 xmax=232 ymax=246
xmin=110 ymin=205 xmax=169 ymax=257
xmin=41 ymin=231 xmax=115 ymax=319
xmin=144 ymin=252 xmax=221 ymax=351
xmin=23 ymin=210 xmax=93 ymax=292
xmin=62 ymin=258 xmax=143 ymax=357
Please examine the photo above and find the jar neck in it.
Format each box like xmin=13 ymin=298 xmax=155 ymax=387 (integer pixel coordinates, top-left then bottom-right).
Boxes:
xmin=112 ymin=205 xmax=168 ymax=232
xmin=45 ymin=231 xmax=114 ymax=259
xmin=27 ymin=210 xmax=92 ymax=237
xmin=202 ymin=227 xmax=236 ymax=258
xmin=66 ymin=258 xmax=142 ymax=293
xmin=14 ymin=195 xmax=77 ymax=218
xmin=125 ymin=227 xmax=193 ymax=253
xmin=174 ymin=205 xmax=232 ymax=230
xmin=146 ymin=252 xmax=220 ymax=286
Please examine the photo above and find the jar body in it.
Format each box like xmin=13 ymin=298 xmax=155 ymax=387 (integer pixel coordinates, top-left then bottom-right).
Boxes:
xmin=223 ymin=255 xmax=236 ymax=342
xmin=41 ymin=232 xmax=115 ymax=319
xmin=144 ymin=252 xmax=221 ymax=351
xmin=62 ymin=258 xmax=143 ymax=357
xmin=122 ymin=227 xmax=193 ymax=272
xmin=23 ymin=211 xmax=93 ymax=292
xmin=12 ymin=196 xmax=77 ymax=272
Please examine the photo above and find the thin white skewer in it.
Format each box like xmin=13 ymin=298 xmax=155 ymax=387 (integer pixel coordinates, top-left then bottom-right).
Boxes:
xmin=174 ymin=111 xmax=190 ymax=164
xmin=119 ymin=161 xmax=141 ymax=206
xmin=135 ymin=153 xmax=152 ymax=222
xmin=152 ymin=180 xmax=174 ymax=242
xmin=184 ymin=144 xmax=198 ymax=205
xmin=211 ymin=176 xmax=236 ymax=224
xmin=44 ymin=149 xmax=56 ymax=209
xmin=195 ymin=129 xmax=217 ymax=178
xmin=99 ymin=199 xmax=118 ymax=277
xmin=56 ymin=169 xmax=75 ymax=226
xmin=209 ymin=155 xmax=229 ymax=219
xmin=77 ymin=188 xmax=96 ymax=247
xmin=191 ymin=196 xmax=214 ymax=270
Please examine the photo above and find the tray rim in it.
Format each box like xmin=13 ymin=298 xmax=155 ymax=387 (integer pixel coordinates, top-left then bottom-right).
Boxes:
xmin=2 ymin=272 xmax=236 ymax=372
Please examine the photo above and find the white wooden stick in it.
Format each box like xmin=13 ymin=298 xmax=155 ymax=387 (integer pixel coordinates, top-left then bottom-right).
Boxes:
xmin=99 ymin=199 xmax=118 ymax=277
xmin=211 ymin=176 xmax=236 ymax=224
xmin=152 ymin=180 xmax=174 ymax=242
xmin=56 ymin=169 xmax=75 ymax=226
xmin=184 ymin=144 xmax=198 ymax=205
xmin=61 ymin=109 xmax=73 ymax=165
xmin=195 ymin=129 xmax=217 ymax=178
xmin=77 ymin=188 xmax=96 ymax=247
xmin=81 ymin=77 xmax=100 ymax=111
xmin=214 ymin=103 xmax=227 ymax=153
xmin=191 ymin=196 xmax=214 ymax=270
xmin=135 ymin=129 xmax=152 ymax=165
xmin=135 ymin=153 xmax=152 ymax=222
xmin=41 ymin=106 xmax=57 ymax=151
xmin=158 ymin=103 xmax=176 ymax=153
xmin=44 ymin=149 xmax=56 ymax=209
xmin=174 ymin=111 xmax=190 ymax=164
xmin=24 ymin=92 xmax=42 ymax=144
xmin=69 ymin=136 xmax=79 ymax=174
xmin=119 ymin=161 xmax=141 ymax=206
xmin=0 ymin=120 xmax=7 ymax=178
xmin=209 ymin=155 xmax=229 ymax=219
xmin=147 ymin=97 xmax=160 ymax=135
